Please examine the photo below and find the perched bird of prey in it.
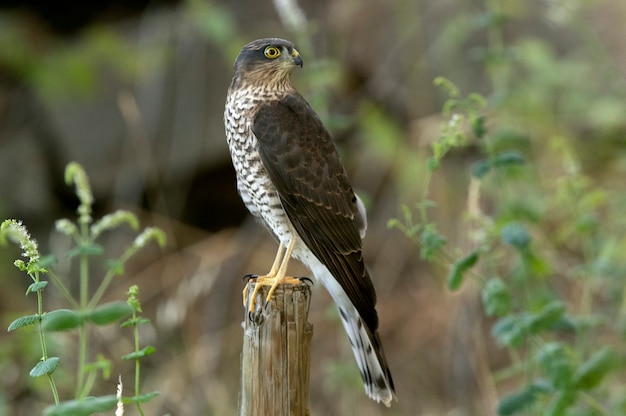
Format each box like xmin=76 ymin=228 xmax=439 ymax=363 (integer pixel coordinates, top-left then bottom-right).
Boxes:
xmin=224 ymin=38 xmax=396 ymax=406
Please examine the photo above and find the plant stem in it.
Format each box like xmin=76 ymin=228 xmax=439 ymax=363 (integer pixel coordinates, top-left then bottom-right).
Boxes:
xmin=418 ymin=168 xmax=432 ymax=225
xmin=89 ymin=268 xmax=116 ymax=309
xmin=47 ymin=373 xmax=60 ymax=404
xmin=35 ymin=271 xmax=60 ymax=405
xmin=48 ymin=270 xmax=79 ymax=309
xmin=36 ymin=279 xmax=48 ymax=357
xmin=80 ymin=243 xmax=89 ymax=308
xmin=76 ymin=223 xmax=90 ymax=399
xmin=80 ymin=367 xmax=97 ymax=399
xmin=76 ymin=324 xmax=87 ymax=399
xmin=579 ymin=392 xmax=609 ymax=415
xmin=88 ymin=249 xmax=132 ymax=309
xmin=133 ymin=313 xmax=144 ymax=416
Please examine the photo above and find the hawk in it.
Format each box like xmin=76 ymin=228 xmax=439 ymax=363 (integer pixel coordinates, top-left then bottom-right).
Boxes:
xmin=224 ymin=38 xmax=396 ymax=406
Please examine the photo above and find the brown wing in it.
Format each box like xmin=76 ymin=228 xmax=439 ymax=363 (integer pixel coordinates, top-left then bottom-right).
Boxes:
xmin=253 ymin=93 xmax=379 ymax=332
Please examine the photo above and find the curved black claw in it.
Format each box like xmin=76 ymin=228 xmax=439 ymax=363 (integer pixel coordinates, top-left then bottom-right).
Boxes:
xmin=248 ymin=308 xmax=264 ymax=325
xmin=297 ymin=277 xmax=314 ymax=286
xmin=243 ymin=273 xmax=258 ymax=284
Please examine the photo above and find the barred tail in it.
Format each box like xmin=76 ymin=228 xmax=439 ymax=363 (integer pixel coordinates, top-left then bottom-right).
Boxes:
xmin=337 ymin=301 xmax=395 ymax=406
xmin=315 ymin=266 xmax=396 ymax=406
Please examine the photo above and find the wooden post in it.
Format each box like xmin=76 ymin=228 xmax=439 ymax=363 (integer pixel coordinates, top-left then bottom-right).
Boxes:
xmin=239 ymin=282 xmax=313 ymax=416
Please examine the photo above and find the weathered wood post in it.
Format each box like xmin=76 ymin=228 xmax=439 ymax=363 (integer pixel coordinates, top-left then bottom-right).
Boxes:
xmin=239 ymin=283 xmax=313 ymax=416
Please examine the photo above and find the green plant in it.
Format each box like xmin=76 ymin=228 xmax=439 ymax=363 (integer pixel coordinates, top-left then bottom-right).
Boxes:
xmin=387 ymin=0 xmax=626 ymax=412
xmin=390 ymin=76 xmax=626 ymax=415
xmin=121 ymin=285 xmax=160 ymax=416
xmin=1 ymin=162 xmax=165 ymax=416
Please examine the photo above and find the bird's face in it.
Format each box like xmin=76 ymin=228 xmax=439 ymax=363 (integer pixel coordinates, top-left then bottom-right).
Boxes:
xmin=232 ymin=38 xmax=303 ymax=89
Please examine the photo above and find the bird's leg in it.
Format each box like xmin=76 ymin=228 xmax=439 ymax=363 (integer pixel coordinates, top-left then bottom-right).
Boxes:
xmin=263 ymin=237 xmax=300 ymax=304
xmin=246 ymin=238 xmax=302 ymax=313
xmin=242 ymin=242 xmax=285 ymax=307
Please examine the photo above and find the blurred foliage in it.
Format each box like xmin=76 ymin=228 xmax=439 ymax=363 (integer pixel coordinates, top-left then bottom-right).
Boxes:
xmin=0 ymin=1 xmax=245 ymax=105
xmin=390 ymin=0 xmax=626 ymax=412
xmin=0 ymin=17 xmax=138 ymax=103
xmin=393 ymin=78 xmax=626 ymax=413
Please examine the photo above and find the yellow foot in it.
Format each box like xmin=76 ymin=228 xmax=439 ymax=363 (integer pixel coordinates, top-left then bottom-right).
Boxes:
xmin=242 ymin=238 xmax=306 ymax=313
xmin=244 ymin=274 xmax=304 ymax=313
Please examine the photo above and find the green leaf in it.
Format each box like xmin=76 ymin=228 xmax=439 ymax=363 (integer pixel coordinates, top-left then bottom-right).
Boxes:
xmin=122 ymin=345 xmax=156 ymax=361
xmin=43 ymin=395 xmax=117 ymax=416
xmin=501 ymin=222 xmax=531 ymax=249
xmin=447 ymin=250 xmax=480 ymax=291
xmin=535 ymin=342 xmax=573 ymax=389
xmin=528 ymin=301 xmax=566 ymax=333
xmin=473 ymin=11 xmax=508 ymax=30
xmin=545 ymin=390 xmax=576 ymax=416
xmin=67 ymin=243 xmax=104 ymax=259
xmin=30 ymin=357 xmax=59 ymax=377
xmin=472 ymin=115 xmax=487 ymax=139
xmin=482 ymin=278 xmax=511 ymax=317
xmin=493 ymin=150 xmax=525 ymax=167
xmin=84 ymin=354 xmax=112 ymax=379
xmin=42 ymin=309 xmax=83 ymax=331
xmin=419 ymin=225 xmax=447 ymax=260
xmin=26 ymin=281 xmax=48 ymax=295
xmin=427 ymin=156 xmax=440 ymax=171
xmin=550 ymin=315 xmax=578 ymax=333
xmin=575 ymin=213 xmax=599 ymax=234
xmin=471 ymin=159 xmax=492 ymax=178
xmin=521 ymin=249 xmax=551 ymax=277
xmin=123 ymin=391 xmax=161 ymax=404
xmin=121 ymin=316 xmax=151 ymax=327
xmin=105 ymin=259 xmax=124 ymax=275
xmin=386 ymin=218 xmax=400 ymax=230
xmin=86 ymin=301 xmax=133 ymax=325
xmin=492 ymin=315 xmax=527 ymax=347
xmin=472 ymin=151 xmax=524 ymax=179
xmin=497 ymin=383 xmax=543 ymax=415
xmin=8 ymin=314 xmax=41 ymax=331
xmin=573 ymin=347 xmax=619 ymax=390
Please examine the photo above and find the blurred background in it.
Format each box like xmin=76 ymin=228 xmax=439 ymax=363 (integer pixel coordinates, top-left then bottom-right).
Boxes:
xmin=1 ymin=0 xmax=625 ymax=415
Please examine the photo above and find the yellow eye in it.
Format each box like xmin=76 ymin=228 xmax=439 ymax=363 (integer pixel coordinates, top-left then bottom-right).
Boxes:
xmin=264 ymin=46 xmax=281 ymax=59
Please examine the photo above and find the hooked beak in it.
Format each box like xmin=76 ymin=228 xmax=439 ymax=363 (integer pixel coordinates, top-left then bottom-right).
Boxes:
xmin=291 ymin=48 xmax=303 ymax=68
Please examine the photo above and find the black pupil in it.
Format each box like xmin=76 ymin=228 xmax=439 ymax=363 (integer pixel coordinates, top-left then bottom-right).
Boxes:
xmin=269 ymin=48 xmax=276 ymax=56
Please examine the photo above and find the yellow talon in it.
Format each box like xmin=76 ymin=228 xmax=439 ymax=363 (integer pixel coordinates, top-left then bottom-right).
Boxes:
xmin=243 ymin=238 xmax=300 ymax=313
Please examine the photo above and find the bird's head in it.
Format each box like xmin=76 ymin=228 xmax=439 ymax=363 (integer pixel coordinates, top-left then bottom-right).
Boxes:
xmin=231 ymin=38 xmax=303 ymax=90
